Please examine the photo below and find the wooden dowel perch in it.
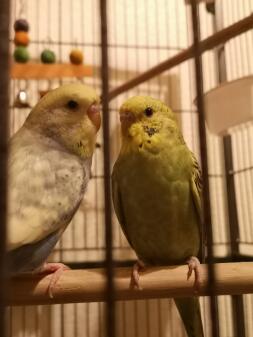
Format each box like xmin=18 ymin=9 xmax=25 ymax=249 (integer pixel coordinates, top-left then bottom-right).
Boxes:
xmin=108 ymin=13 xmax=253 ymax=100
xmin=7 ymin=262 xmax=253 ymax=306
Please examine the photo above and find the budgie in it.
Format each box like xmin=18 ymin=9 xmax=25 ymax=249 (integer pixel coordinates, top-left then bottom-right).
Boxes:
xmin=7 ymin=83 xmax=100 ymax=296
xmin=112 ymin=96 xmax=204 ymax=337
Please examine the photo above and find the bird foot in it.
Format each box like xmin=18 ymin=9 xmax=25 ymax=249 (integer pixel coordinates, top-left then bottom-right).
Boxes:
xmin=186 ymin=256 xmax=201 ymax=292
xmin=130 ymin=260 xmax=145 ymax=290
xmin=36 ymin=262 xmax=70 ymax=298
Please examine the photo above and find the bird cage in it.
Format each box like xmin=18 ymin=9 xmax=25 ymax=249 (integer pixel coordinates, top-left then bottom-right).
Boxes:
xmin=0 ymin=0 xmax=252 ymax=337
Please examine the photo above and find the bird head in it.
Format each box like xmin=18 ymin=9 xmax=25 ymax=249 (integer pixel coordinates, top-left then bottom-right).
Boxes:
xmin=25 ymin=83 xmax=101 ymax=159
xmin=119 ymin=96 xmax=181 ymax=154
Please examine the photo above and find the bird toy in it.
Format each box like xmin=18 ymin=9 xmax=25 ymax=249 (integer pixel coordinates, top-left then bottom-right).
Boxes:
xmin=13 ymin=18 xmax=30 ymax=63
xmin=69 ymin=48 xmax=84 ymax=65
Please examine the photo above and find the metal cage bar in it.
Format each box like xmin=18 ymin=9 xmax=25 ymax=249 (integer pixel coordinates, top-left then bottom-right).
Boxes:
xmin=99 ymin=1 xmax=115 ymax=337
xmin=214 ymin=2 xmax=247 ymax=335
xmin=0 ymin=1 xmax=10 ymax=337
xmin=190 ymin=1 xmax=219 ymax=337
xmin=108 ymin=13 xmax=253 ymax=100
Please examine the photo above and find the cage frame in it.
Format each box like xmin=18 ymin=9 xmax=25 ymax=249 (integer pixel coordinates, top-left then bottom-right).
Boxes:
xmin=0 ymin=1 xmax=253 ymax=337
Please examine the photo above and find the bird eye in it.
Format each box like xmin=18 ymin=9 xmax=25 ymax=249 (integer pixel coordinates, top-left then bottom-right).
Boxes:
xmin=67 ymin=100 xmax=79 ymax=109
xmin=144 ymin=107 xmax=153 ymax=117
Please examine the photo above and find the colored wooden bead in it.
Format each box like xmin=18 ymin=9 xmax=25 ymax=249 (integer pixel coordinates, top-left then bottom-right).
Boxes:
xmin=14 ymin=19 xmax=29 ymax=32
xmin=14 ymin=46 xmax=30 ymax=63
xmin=69 ymin=49 xmax=84 ymax=65
xmin=40 ymin=49 xmax=56 ymax=64
xmin=14 ymin=31 xmax=30 ymax=46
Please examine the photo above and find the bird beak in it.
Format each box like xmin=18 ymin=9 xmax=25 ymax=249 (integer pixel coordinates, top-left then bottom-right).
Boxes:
xmin=120 ymin=111 xmax=136 ymax=131
xmin=87 ymin=103 xmax=101 ymax=131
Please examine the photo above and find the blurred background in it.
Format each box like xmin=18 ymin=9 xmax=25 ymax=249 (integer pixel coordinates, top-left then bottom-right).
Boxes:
xmin=7 ymin=0 xmax=253 ymax=336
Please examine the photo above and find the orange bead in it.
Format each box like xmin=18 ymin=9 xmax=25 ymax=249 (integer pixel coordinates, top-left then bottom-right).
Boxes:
xmin=14 ymin=31 xmax=30 ymax=46
xmin=69 ymin=49 xmax=84 ymax=65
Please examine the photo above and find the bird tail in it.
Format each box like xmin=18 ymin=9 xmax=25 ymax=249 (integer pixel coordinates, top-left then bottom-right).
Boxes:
xmin=174 ymin=297 xmax=204 ymax=337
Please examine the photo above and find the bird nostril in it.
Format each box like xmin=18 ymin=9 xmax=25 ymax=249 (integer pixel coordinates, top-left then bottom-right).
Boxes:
xmin=120 ymin=111 xmax=135 ymax=124
xmin=88 ymin=104 xmax=100 ymax=115
xmin=143 ymin=126 xmax=157 ymax=137
xmin=120 ymin=114 xmax=126 ymax=123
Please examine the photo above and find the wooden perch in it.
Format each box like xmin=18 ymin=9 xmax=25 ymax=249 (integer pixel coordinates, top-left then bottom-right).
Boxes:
xmin=10 ymin=63 xmax=93 ymax=79
xmin=108 ymin=13 xmax=253 ymax=100
xmin=7 ymin=262 xmax=253 ymax=306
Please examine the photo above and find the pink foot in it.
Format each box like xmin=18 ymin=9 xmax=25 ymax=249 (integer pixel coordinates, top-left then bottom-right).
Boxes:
xmin=37 ymin=262 xmax=70 ymax=298
xmin=130 ymin=260 xmax=145 ymax=290
xmin=186 ymin=256 xmax=201 ymax=292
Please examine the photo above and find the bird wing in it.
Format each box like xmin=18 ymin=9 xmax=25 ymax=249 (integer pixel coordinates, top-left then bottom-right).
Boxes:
xmin=112 ymin=165 xmax=134 ymax=249
xmin=190 ymin=151 xmax=205 ymax=261
xmin=7 ymin=138 xmax=86 ymax=251
xmin=7 ymin=227 xmax=63 ymax=273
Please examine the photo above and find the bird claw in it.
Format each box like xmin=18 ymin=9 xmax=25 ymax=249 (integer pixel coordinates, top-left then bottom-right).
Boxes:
xmin=37 ymin=262 xmax=70 ymax=298
xmin=186 ymin=256 xmax=201 ymax=293
xmin=130 ymin=260 xmax=145 ymax=290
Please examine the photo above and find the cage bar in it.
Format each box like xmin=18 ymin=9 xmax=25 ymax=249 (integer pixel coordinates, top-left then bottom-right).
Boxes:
xmin=0 ymin=1 xmax=10 ymax=337
xmin=5 ymin=1 xmax=253 ymax=337
xmin=108 ymin=12 xmax=253 ymax=100
xmin=99 ymin=1 xmax=115 ymax=337
xmin=190 ymin=1 xmax=219 ymax=336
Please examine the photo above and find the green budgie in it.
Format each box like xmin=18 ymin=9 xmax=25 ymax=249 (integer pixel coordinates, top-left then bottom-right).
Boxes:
xmin=112 ymin=96 xmax=204 ymax=337
xmin=7 ymin=83 xmax=101 ymax=296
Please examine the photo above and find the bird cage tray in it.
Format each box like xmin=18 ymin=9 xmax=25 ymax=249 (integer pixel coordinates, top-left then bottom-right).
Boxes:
xmin=10 ymin=62 xmax=93 ymax=79
xmin=204 ymin=75 xmax=253 ymax=135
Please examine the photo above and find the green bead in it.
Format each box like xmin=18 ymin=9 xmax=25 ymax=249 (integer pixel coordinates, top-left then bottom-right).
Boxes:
xmin=14 ymin=46 xmax=30 ymax=63
xmin=40 ymin=49 xmax=56 ymax=64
